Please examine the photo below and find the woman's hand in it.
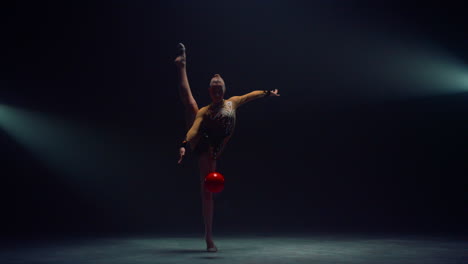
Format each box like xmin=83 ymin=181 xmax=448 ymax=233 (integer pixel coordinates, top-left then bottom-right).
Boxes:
xmin=174 ymin=43 xmax=186 ymax=68
xmin=178 ymin=147 xmax=186 ymax=164
xmin=270 ymin=89 xmax=280 ymax=96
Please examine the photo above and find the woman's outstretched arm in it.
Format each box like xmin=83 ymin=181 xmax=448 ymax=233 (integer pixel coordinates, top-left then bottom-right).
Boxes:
xmin=229 ymin=89 xmax=280 ymax=108
xmin=175 ymin=43 xmax=199 ymax=127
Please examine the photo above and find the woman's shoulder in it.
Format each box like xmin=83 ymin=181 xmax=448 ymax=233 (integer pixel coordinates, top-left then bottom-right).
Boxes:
xmin=226 ymin=96 xmax=239 ymax=102
xmin=226 ymin=97 xmax=240 ymax=109
xmin=198 ymin=106 xmax=209 ymax=114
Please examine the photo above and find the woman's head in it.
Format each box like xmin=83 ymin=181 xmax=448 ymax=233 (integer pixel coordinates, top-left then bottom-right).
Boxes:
xmin=209 ymin=74 xmax=226 ymax=103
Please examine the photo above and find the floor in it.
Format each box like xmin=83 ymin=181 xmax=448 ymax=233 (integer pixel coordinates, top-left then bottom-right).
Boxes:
xmin=1 ymin=233 xmax=467 ymax=264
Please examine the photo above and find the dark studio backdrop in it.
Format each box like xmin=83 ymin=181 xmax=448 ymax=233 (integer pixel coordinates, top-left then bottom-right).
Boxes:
xmin=1 ymin=0 xmax=467 ymax=238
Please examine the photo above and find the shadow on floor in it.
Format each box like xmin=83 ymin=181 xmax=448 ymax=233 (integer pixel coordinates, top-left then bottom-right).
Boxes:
xmin=198 ymin=256 xmax=224 ymax=260
xmin=152 ymin=249 xmax=207 ymax=254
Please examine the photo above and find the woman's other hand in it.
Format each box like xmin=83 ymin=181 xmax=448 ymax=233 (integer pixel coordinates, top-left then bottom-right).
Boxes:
xmin=178 ymin=147 xmax=186 ymax=164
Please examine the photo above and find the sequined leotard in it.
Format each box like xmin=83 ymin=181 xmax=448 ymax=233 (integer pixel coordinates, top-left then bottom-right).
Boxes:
xmin=195 ymin=100 xmax=236 ymax=159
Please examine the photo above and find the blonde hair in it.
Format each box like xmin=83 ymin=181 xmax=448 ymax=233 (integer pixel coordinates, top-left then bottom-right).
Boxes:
xmin=210 ymin=74 xmax=225 ymax=89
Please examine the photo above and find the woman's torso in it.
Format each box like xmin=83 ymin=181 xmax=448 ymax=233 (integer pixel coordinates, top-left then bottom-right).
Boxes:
xmin=202 ymin=100 xmax=236 ymax=141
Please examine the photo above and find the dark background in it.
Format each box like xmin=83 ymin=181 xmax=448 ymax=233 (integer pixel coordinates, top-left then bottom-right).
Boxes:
xmin=1 ymin=0 xmax=467 ymax=238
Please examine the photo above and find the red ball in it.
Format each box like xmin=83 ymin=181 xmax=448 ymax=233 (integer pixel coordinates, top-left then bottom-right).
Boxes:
xmin=204 ymin=172 xmax=225 ymax=193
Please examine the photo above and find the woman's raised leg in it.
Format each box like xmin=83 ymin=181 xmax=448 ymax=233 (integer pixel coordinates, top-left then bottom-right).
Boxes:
xmin=175 ymin=43 xmax=199 ymax=128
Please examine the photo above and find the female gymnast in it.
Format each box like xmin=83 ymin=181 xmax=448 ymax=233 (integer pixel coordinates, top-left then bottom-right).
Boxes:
xmin=175 ymin=43 xmax=279 ymax=252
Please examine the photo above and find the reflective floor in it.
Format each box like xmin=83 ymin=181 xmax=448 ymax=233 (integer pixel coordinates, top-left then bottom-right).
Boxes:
xmin=2 ymin=233 xmax=467 ymax=264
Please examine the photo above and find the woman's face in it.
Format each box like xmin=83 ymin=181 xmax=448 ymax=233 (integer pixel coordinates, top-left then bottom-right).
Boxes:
xmin=209 ymin=77 xmax=225 ymax=103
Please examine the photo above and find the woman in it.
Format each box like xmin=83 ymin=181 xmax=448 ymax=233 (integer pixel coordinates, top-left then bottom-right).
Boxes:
xmin=175 ymin=43 xmax=279 ymax=252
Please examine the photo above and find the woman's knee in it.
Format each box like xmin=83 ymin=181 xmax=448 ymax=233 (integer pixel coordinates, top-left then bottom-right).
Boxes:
xmin=184 ymin=101 xmax=198 ymax=114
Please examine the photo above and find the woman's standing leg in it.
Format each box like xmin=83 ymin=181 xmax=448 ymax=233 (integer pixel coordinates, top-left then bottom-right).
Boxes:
xmin=198 ymin=152 xmax=217 ymax=251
